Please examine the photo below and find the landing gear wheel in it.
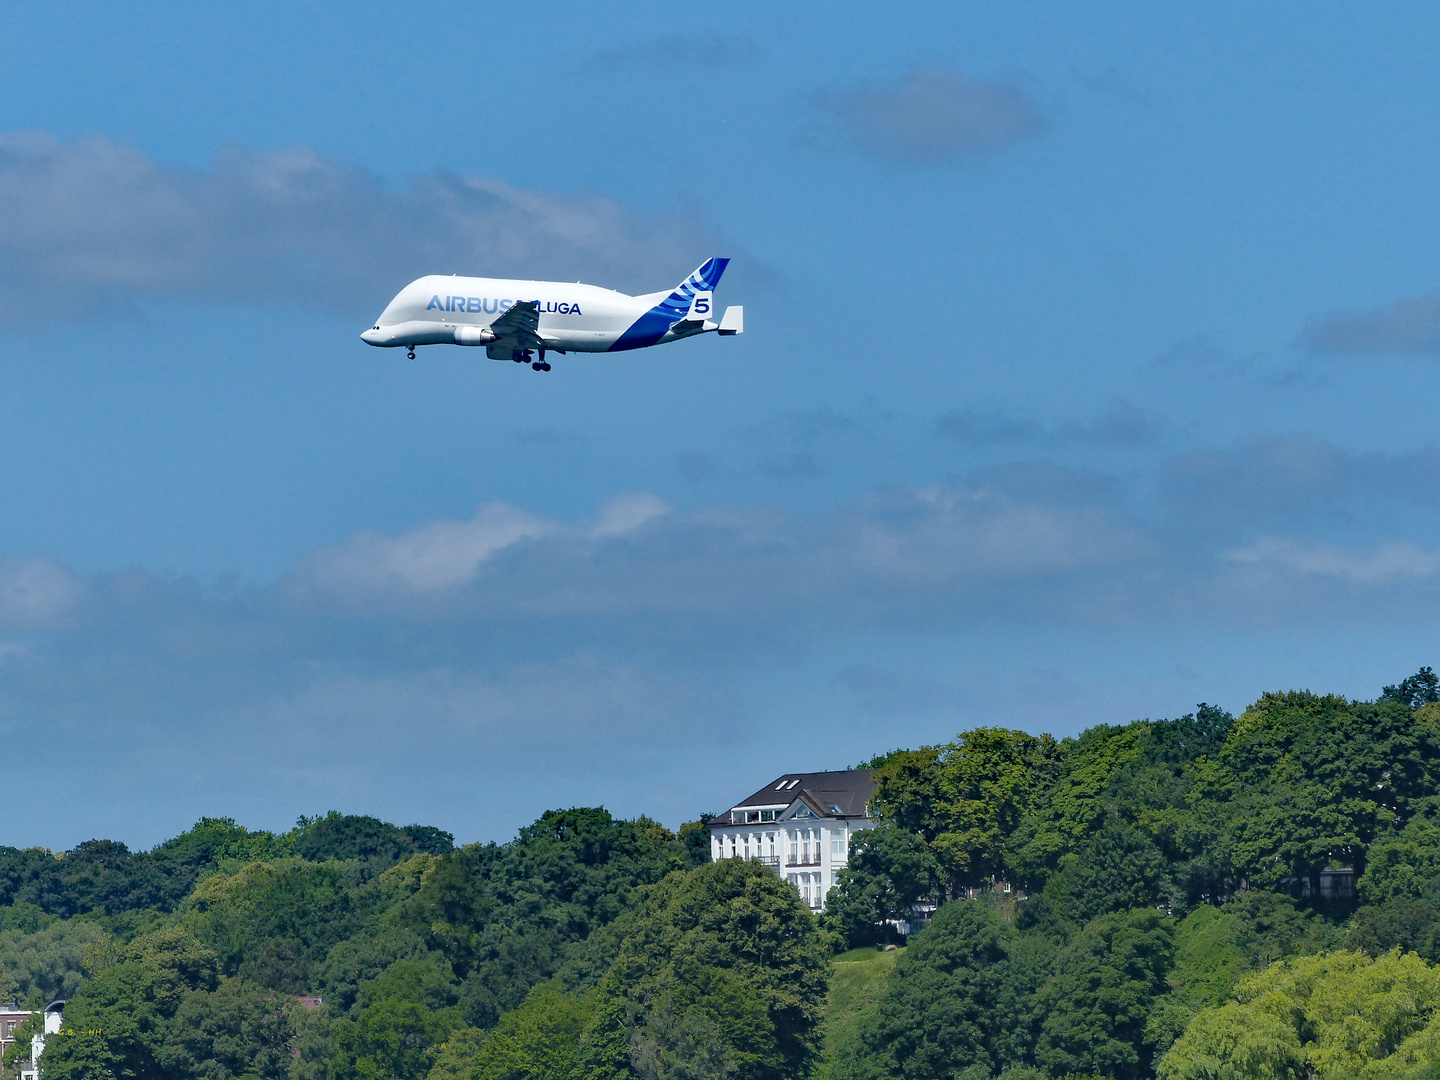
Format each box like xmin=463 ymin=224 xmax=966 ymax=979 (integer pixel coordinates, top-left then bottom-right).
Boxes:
xmin=532 ymin=361 xmax=544 ymax=370
xmin=406 ymin=348 xmax=416 ymax=360
xmin=540 ymin=362 xmax=551 ymax=371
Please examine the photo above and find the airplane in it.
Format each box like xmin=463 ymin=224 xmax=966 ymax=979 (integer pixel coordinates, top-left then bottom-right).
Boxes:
xmin=360 ymin=257 xmax=742 ymax=371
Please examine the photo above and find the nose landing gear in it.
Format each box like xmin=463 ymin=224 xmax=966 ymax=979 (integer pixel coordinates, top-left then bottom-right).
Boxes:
xmin=406 ymin=347 xmax=416 ymax=360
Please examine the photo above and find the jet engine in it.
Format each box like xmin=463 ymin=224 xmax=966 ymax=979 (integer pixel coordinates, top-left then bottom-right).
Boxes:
xmin=453 ymin=326 xmax=498 ymax=346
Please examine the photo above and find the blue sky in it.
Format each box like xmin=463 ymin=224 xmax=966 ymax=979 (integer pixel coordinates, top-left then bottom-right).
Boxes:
xmin=3 ymin=2 xmax=1440 ymax=849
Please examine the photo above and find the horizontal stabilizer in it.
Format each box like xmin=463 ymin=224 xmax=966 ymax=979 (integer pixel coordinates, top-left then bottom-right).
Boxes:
xmin=718 ymin=306 xmax=743 ymax=335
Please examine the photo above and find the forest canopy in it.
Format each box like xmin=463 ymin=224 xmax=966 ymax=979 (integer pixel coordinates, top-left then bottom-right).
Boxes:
xmin=4 ymin=669 xmax=1440 ymax=1080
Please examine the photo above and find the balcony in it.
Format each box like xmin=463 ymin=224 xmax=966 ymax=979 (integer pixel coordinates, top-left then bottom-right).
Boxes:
xmin=756 ymin=855 xmax=780 ymax=866
xmin=787 ymin=857 xmax=821 ymax=867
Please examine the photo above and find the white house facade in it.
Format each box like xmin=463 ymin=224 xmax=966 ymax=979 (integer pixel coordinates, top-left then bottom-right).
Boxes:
xmin=16 ymin=1000 xmax=62 ymax=1080
xmin=708 ymin=769 xmax=876 ymax=911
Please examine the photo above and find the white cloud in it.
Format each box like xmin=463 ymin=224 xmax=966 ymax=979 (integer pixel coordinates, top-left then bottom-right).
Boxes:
xmin=0 ymin=557 xmax=83 ymax=628
xmin=298 ymin=503 xmax=556 ymax=600
xmin=811 ymin=67 xmax=1044 ymax=164
xmin=591 ymin=492 xmax=672 ymax=538
xmin=831 ymin=480 xmax=1146 ymax=590
xmin=0 ymin=131 xmax=707 ymax=317
xmin=1226 ymin=538 xmax=1440 ymax=584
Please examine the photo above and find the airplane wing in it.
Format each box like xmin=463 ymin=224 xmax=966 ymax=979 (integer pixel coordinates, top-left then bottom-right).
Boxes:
xmin=490 ymin=301 xmax=544 ymax=349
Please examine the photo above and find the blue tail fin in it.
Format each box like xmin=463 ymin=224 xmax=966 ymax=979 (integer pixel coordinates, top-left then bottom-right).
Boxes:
xmin=689 ymin=257 xmax=729 ymax=291
xmin=609 ymin=258 xmax=731 ymax=351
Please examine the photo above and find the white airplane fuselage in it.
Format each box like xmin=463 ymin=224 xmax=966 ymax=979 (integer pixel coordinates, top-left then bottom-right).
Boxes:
xmin=360 ymin=258 xmax=740 ymax=365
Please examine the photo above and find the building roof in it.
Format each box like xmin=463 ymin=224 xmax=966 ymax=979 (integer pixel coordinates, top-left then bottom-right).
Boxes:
xmin=712 ymin=769 xmax=874 ymax=825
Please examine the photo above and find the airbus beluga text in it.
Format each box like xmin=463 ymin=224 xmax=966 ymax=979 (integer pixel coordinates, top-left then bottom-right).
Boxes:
xmin=361 ymin=257 xmax=742 ymax=371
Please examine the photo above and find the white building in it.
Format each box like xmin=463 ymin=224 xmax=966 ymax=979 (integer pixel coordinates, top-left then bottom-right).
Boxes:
xmin=708 ymin=769 xmax=876 ymax=911
xmin=19 ymin=1001 xmax=63 ymax=1080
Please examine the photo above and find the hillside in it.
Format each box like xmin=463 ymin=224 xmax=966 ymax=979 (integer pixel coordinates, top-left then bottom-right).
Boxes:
xmin=2 ymin=673 xmax=1440 ymax=1080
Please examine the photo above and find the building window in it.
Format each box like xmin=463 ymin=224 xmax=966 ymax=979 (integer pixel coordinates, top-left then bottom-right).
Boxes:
xmin=831 ymin=831 xmax=846 ymax=858
xmin=788 ymin=832 xmax=798 ymax=862
xmin=802 ymin=873 xmax=820 ymax=907
xmin=760 ymin=809 xmax=775 ymax=822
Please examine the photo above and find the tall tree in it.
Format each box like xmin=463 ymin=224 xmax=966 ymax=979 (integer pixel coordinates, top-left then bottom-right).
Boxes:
xmin=1157 ymin=949 xmax=1440 ymax=1080
xmin=1034 ymin=908 xmax=1174 ymax=1080
xmin=870 ymin=729 xmax=1062 ymax=896
xmin=838 ymin=899 xmax=1047 ymax=1080
xmin=1200 ymin=691 xmax=1440 ymax=895
xmin=430 ymin=990 xmax=592 ymax=1080
xmin=586 ymin=858 xmax=830 ymax=1080
xmin=1383 ymin=666 xmax=1440 ymax=710
xmin=827 ymin=826 xmax=945 ymax=945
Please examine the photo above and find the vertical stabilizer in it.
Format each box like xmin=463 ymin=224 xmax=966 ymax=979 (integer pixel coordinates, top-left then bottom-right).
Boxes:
xmin=610 ymin=257 xmax=733 ymax=351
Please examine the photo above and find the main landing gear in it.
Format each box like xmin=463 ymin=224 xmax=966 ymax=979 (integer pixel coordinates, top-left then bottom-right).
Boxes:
xmin=514 ymin=349 xmax=551 ymax=371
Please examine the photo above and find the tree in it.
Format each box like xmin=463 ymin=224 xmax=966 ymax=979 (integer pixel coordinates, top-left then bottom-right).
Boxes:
xmin=183 ymin=858 xmax=378 ymax=991
xmin=0 ymin=918 xmax=108 ymax=1004
xmin=386 ymin=808 xmax=690 ymax=1029
xmin=1346 ymin=899 xmax=1440 ymax=962
xmin=1144 ymin=905 xmax=1254 ymax=1057
xmin=291 ymin=813 xmax=453 ymax=866
xmin=1359 ymin=799 xmax=1440 ymax=903
xmin=428 ymin=990 xmax=592 ymax=1080
xmin=1157 ymin=949 xmax=1440 ymax=1080
xmin=677 ymin=819 xmax=713 ymax=869
xmin=839 ymin=899 xmax=1042 ymax=1080
xmin=313 ymin=927 xmax=431 ymax=1013
xmin=331 ymin=995 xmax=463 ymax=1080
xmin=870 ymin=729 xmax=1062 ymax=896
xmin=328 ymin=956 xmax=464 ymax=1080
xmin=1034 ymin=908 xmax=1174 ymax=1080
xmin=157 ymin=977 xmax=294 ymax=1080
xmin=1384 ymin=667 xmax=1440 ymax=710
xmin=37 ymin=927 xmax=222 ymax=1080
xmin=586 ymin=858 xmax=830 ymax=1080
xmin=1005 ymin=708 xmax=1231 ymax=902
xmin=1042 ymin=818 xmax=1172 ymax=925
xmin=1201 ymin=691 xmax=1440 ymax=896
xmin=827 ymin=826 xmax=945 ymax=945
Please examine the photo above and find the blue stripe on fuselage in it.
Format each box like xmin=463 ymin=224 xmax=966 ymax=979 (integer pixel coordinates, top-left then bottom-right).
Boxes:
xmin=609 ymin=259 xmax=729 ymax=351
xmin=609 ymin=307 xmax=676 ymax=351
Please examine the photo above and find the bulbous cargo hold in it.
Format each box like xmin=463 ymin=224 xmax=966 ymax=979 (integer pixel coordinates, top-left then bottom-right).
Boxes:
xmin=359 ymin=258 xmax=742 ymax=371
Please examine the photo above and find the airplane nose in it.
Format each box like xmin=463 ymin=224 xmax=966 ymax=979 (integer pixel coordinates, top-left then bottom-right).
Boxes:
xmin=361 ymin=327 xmax=380 ymax=345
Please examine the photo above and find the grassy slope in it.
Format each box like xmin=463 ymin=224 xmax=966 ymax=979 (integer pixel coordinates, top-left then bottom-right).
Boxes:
xmin=816 ymin=947 xmax=904 ymax=1079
